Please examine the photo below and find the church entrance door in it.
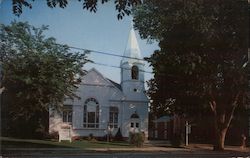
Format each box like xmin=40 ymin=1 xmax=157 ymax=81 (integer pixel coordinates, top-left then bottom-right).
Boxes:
xmin=130 ymin=112 xmax=140 ymax=133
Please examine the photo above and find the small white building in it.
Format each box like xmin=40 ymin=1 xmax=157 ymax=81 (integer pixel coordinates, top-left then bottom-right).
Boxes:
xmin=49 ymin=27 xmax=149 ymax=140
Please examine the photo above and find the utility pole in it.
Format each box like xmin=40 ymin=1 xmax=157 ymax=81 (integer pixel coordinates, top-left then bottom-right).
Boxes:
xmin=185 ymin=121 xmax=192 ymax=146
xmin=185 ymin=121 xmax=189 ymax=146
xmin=107 ymin=122 xmax=110 ymax=142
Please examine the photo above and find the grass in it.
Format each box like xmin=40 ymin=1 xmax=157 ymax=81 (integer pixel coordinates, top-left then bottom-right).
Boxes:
xmin=1 ymin=137 xmax=133 ymax=149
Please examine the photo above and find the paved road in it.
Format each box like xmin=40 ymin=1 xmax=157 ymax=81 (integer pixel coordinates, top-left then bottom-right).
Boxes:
xmin=2 ymin=151 xmax=250 ymax=158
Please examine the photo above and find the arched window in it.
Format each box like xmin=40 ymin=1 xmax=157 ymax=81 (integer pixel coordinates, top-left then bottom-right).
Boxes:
xmin=131 ymin=65 xmax=139 ymax=80
xmin=83 ymin=98 xmax=99 ymax=128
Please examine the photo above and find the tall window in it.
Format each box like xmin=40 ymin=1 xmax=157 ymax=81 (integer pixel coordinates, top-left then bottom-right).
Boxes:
xmin=131 ymin=65 xmax=139 ymax=80
xmin=83 ymin=98 xmax=99 ymax=128
xmin=109 ymin=107 xmax=118 ymax=128
xmin=62 ymin=105 xmax=72 ymax=123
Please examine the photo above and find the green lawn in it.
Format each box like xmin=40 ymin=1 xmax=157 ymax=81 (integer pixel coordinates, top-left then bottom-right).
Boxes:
xmin=1 ymin=137 xmax=132 ymax=149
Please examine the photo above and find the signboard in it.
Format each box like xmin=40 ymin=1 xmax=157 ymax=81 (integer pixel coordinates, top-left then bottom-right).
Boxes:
xmin=59 ymin=126 xmax=72 ymax=142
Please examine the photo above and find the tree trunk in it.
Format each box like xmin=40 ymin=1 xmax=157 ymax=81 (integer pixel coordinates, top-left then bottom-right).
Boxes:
xmin=209 ymin=92 xmax=241 ymax=151
xmin=214 ymin=128 xmax=227 ymax=151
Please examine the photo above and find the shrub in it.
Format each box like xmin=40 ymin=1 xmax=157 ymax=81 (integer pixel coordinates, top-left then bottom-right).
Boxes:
xmin=170 ymin=134 xmax=182 ymax=147
xmin=47 ymin=131 xmax=59 ymax=140
xmin=114 ymin=128 xmax=123 ymax=141
xmin=103 ymin=133 xmax=113 ymax=142
xmin=87 ymin=133 xmax=96 ymax=141
xmin=129 ymin=132 xmax=145 ymax=147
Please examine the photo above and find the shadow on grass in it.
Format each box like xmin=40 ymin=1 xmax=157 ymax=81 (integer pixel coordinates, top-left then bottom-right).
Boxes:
xmin=1 ymin=137 xmax=133 ymax=149
xmin=2 ymin=140 xmax=73 ymax=149
xmin=93 ymin=141 xmax=132 ymax=147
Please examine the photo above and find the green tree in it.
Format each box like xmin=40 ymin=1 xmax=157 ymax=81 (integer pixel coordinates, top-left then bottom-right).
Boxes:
xmin=11 ymin=0 xmax=142 ymax=20
xmin=0 ymin=21 xmax=88 ymax=138
xmin=134 ymin=0 xmax=248 ymax=150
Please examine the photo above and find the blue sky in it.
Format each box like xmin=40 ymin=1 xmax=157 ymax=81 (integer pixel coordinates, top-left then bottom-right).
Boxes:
xmin=0 ymin=0 xmax=159 ymax=86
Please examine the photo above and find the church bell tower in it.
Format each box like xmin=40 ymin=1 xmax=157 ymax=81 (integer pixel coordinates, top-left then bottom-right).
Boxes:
xmin=120 ymin=25 xmax=146 ymax=101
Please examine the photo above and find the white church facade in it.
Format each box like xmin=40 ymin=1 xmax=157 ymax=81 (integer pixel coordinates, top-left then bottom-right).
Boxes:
xmin=49 ymin=27 xmax=149 ymax=141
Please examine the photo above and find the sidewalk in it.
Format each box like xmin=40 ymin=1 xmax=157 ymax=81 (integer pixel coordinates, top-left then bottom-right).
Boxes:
xmin=185 ymin=143 xmax=250 ymax=153
xmin=2 ymin=146 xmax=249 ymax=158
xmin=86 ymin=146 xmax=189 ymax=152
xmin=88 ymin=143 xmax=249 ymax=153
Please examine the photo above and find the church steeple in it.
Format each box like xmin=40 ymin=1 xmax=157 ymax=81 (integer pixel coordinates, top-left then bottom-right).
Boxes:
xmin=120 ymin=22 xmax=146 ymax=101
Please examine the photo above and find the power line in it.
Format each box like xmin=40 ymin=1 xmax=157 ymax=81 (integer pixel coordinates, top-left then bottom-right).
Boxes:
xmin=53 ymin=43 xmax=154 ymax=74
xmin=90 ymin=61 xmax=153 ymax=74
xmin=54 ymin=43 xmax=147 ymax=61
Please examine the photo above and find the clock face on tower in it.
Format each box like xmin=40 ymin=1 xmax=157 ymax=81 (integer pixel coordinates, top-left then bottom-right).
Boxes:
xmin=130 ymin=84 xmax=143 ymax=93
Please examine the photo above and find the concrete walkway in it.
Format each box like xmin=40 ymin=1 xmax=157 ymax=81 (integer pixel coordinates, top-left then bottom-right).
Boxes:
xmin=86 ymin=146 xmax=189 ymax=152
xmin=2 ymin=146 xmax=249 ymax=158
xmin=86 ymin=143 xmax=250 ymax=153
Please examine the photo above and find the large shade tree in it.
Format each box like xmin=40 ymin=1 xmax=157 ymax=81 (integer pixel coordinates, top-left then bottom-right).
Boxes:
xmin=11 ymin=0 xmax=142 ymax=19
xmin=133 ymin=0 xmax=249 ymax=150
xmin=0 ymin=21 xmax=88 ymax=138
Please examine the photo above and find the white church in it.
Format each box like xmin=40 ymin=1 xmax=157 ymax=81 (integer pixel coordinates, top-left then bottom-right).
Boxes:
xmin=49 ymin=26 xmax=149 ymax=141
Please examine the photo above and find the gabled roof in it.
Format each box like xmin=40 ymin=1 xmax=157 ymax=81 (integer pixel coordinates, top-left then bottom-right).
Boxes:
xmin=154 ymin=116 xmax=172 ymax=123
xmin=85 ymin=68 xmax=122 ymax=92
xmin=107 ymin=78 xmax=122 ymax=91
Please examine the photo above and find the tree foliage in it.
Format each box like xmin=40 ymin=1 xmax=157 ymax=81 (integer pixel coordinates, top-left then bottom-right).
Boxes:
xmin=11 ymin=0 xmax=142 ymax=20
xmin=133 ymin=0 xmax=248 ymax=150
xmin=0 ymin=21 xmax=88 ymax=138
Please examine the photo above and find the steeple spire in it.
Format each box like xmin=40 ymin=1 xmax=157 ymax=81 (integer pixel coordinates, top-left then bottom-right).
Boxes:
xmin=121 ymin=20 xmax=143 ymax=64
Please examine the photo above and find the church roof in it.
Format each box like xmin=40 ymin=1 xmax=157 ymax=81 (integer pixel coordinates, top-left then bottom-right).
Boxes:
xmin=107 ymin=78 xmax=122 ymax=91
xmin=154 ymin=116 xmax=172 ymax=123
xmin=130 ymin=112 xmax=140 ymax=119
xmin=85 ymin=68 xmax=122 ymax=91
xmin=121 ymin=26 xmax=143 ymax=64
